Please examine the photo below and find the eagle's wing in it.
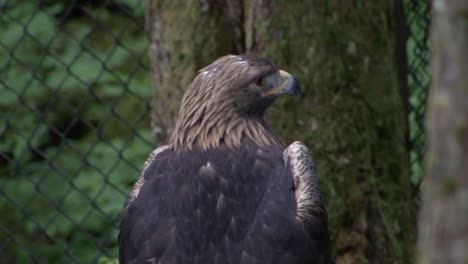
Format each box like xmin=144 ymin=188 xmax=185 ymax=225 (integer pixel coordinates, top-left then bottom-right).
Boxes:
xmin=119 ymin=145 xmax=169 ymax=264
xmin=283 ymin=141 xmax=334 ymax=263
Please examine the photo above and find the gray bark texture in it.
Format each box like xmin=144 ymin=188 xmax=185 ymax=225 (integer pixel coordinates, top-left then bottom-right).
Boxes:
xmin=145 ymin=0 xmax=239 ymax=142
xmin=417 ymin=0 xmax=468 ymax=263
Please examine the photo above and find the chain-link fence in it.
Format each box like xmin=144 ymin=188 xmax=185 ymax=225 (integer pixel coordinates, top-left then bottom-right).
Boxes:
xmin=0 ymin=1 xmax=430 ymax=263
xmin=0 ymin=1 xmax=152 ymax=262
xmin=405 ymin=0 xmax=430 ymax=184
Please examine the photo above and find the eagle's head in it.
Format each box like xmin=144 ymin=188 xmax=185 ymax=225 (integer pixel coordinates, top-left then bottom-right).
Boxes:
xmin=169 ymin=55 xmax=301 ymax=151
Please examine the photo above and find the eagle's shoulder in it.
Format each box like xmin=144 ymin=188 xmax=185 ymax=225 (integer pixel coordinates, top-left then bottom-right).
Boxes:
xmin=282 ymin=141 xmax=324 ymax=226
xmin=283 ymin=141 xmax=319 ymax=197
xmin=124 ymin=145 xmax=170 ymax=210
xmin=283 ymin=141 xmax=314 ymax=171
xmin=283 ymin=141 xmax=333 ymax=263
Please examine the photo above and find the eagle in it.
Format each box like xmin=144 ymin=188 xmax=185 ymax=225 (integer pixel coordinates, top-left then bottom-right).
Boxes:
xmin=119 ymin=55 xmax=333 ymax=264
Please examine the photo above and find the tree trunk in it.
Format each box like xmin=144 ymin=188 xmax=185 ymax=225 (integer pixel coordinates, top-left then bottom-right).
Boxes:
xmin=144 ymin=0 xmax=239 ymax=142
xmin=248 ymin=1 xmax=414 ymax=263
xmin=145 ymin=1 xmax=416 ymax=262
xmin=417 ymin=1 xmax=468 ymax=263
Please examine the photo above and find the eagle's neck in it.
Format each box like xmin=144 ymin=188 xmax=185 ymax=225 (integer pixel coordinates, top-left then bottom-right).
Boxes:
xmin=169 ymin=110 xmax=283 ymax=151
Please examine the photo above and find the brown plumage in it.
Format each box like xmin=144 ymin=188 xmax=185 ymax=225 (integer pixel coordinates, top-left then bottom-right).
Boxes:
xmin=169 ymin=55 xmax=284 ymax=151
xmin=119 ymin=55 xmax=333 ymax=264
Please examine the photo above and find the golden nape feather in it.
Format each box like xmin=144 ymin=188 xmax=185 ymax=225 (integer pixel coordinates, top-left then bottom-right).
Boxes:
xmin=169 ymin=55 xmax=286 ymax=151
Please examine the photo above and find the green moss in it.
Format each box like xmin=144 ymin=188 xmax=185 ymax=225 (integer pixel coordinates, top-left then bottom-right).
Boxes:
xmin=442 ymin=178 xmax=457 ymax=194
xmin=455 ymin=121 xmax=468 ymax=148
xmin=147 ymin=1 xmax=238 ymax=140
xmin=248 ymin=1 xmax=415 ymax=263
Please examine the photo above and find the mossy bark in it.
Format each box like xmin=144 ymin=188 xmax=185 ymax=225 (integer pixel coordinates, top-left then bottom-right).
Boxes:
xmin=145 ymin=1 xmax=415 ymax=263
xmin=417 ymin=1 xmax=468 ymax=263
xmin=145 ymin=0 xmax=239 ymax=142
xmin=247 ymin=2 xmax=415 ymax=263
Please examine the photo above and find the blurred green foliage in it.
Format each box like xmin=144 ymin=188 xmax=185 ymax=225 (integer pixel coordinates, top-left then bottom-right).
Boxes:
xmin=0 ymin=0 xmax=152 ymax=262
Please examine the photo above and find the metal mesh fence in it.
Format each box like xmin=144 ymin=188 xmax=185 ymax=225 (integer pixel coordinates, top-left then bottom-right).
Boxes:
xmin=405 ymin=0 xmax=430 ymax=185
xmin=0 ymin=1 xmax=152 ymax=263
xmin=0 ymin=1 xmax=430 ymax=263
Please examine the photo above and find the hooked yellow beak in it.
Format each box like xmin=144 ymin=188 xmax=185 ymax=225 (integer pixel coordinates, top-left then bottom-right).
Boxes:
xmin=261 ymin=70 xmax=301 ymax=97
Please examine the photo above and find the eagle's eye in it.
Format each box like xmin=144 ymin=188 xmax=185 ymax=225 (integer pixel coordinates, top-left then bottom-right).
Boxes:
xmin=255 ymin=76 xmax=266 ymax=87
